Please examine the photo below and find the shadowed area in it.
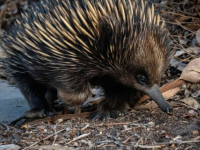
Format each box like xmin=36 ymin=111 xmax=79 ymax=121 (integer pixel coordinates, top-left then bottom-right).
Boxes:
xmin=0 ymin=79 xmax=30 ymax=122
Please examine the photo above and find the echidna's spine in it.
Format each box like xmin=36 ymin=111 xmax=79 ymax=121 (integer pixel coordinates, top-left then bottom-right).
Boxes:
xmin=0 ymin=0 xmax=170 ymax=77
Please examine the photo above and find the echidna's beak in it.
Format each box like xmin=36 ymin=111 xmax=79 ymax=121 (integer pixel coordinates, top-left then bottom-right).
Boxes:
xmin=144 ymin=84 xmax=173 ymax=114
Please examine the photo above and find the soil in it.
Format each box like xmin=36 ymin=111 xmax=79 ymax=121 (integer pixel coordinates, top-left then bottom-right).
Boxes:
xmin=0 ymin=107 xmax=200 ymax=149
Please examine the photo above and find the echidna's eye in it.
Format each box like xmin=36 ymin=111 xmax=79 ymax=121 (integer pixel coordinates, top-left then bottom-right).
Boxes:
xmin=137 ymin=75 xmax=147 ymax=85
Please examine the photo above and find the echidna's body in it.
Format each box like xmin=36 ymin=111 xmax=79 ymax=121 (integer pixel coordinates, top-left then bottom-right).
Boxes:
xmin=0 ymin=0 xmax=172 ymax=120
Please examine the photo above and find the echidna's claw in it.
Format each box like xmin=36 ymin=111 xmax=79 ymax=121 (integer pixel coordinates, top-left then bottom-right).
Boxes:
xmin=90 ymin=109 xmax=119 ymax=120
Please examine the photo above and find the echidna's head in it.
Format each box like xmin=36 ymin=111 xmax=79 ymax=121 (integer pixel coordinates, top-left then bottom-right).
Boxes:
xmin=105 ymin=25 xmax=172 ymax=114
xmin=118 ymin=27 xmax=172 ymax=113
xmin=107 ymin=28 xmax=172 ymax=113
xmin=95 ymin=0 xmax=173 ymax=114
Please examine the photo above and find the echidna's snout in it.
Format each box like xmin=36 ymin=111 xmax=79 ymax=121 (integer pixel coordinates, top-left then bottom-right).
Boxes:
xmin=144 ymin=84 xmax=173 ymax=114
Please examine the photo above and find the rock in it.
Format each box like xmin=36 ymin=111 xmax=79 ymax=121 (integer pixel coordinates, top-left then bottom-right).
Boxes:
xmin=184 ymin=89 xmax=191 ymax=97
xmin=193 ymin=130 xmax=199 ymax=136
xmin=191 ymin=90 xmax=200 ymax=99
xmin=191 ymin=84 xmax=198 ymax=92
xmin=0 ymin=144 xmax=21 ymax=150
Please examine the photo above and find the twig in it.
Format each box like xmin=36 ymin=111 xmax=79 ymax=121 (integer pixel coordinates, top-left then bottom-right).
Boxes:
xmin=23 ymin=128 xmax=66 ymax=150
xmin=193 ymin=0 xmax=200 ymax=17
xmin=51 ymin=124 xmax=58 ymax=150
xmin=26 ymin=112 xmax=91 ymax=125
xmin=160 ymin=10 xmax=200 ymax=20
xmin=176 ymin=20 xmax=197 ymax=35
xmin=81 ymin=123 xmax=90 ymax=130
xmin=66 ymin=132 xmax=91 ymax=145
xmin=135 ymin=140 xmax=200 ymax=149
xmin=136 ymin=145 xmax=162 ymax=148
xmin=0 ymin=122 xmax=9 ymax=131
xmin=122 ymin=135 xmax=134 ymax=144
xmin=135 ymin=138 xmax=144 ymax=147
xmin=95 ymin=122 xmax=131 ymax=127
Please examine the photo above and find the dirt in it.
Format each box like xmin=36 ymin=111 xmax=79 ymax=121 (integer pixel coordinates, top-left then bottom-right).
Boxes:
xmin=0 ymin=106 xmax=199 ymax=149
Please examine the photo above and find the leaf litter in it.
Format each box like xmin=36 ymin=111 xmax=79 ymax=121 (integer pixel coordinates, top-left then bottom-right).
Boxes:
xmin=0 ymin=0 xmax=200 ymax=149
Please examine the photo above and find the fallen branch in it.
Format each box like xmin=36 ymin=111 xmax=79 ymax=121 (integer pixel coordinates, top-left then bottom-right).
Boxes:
xmin=26 ymin=112 xmax=91 ymax=125
xmin=95 ymin=122 xmax=132 ymax=127
xmin=122 ymin=135 xmax=134 ymax=144
xmin=135 ymin=140 xmax=200 ymax=149
xmin=66 ymin=132 xmax=91 ymax=145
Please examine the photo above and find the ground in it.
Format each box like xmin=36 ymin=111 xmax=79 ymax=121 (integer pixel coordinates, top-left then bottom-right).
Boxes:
xmin=0 ymin=0 xmax=200 ymax=149
xmin=0 ymin=100 xmax=200 ymax=149
xmin=0 ymin=79 xmax=29 ymax=122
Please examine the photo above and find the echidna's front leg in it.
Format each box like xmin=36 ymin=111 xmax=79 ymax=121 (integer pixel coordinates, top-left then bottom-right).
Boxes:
xmin=90 ymin=99 xmax=125 ymax=120
xmin=90 ymin=103 xmax=121 ymax=120
xmin=90 ymin=86 xmax=134 ymax=120
xmin=57 ymin=81 xmax=92 ymax=109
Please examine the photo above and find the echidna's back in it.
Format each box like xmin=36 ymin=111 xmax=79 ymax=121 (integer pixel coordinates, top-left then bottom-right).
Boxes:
xmin=0 ymin=0 xmax=170 ymax=82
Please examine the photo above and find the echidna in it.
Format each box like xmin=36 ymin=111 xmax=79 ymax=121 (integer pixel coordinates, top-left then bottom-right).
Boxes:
xmin=0 ymin=0 xmax=172 ymax=121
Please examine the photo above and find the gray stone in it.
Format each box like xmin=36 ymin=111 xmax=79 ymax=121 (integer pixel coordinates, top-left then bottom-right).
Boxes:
xmin=0 ymin=144 xmax=21 ymax=150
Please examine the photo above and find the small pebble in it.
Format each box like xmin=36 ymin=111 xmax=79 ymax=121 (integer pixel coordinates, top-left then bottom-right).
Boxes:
xmin=56 ymin=119 xmax=63 ymax=123
xmin=44 ymin=129 xmax=47 ymax=132
xmin=191 ymin=84 xmax=198 ymax=92
xmin=148 ymin=121 xmax=155 ymax=127
xmin=188 ymin=110 xmax=198 ymax=115
xmin=184 ymin=89 xmax=191 ymax=97
xmin=165 ymin=134 xmax=172 ymax=139
xmin=193 ymin=130 xmax=199 ymax=136
xmin=191 ymin=90 xmax=200 ymax=98
xmin=187 ymin=83 xmax=192 ymax=89
xmin=44 ymin=140 xmax=51 ymax=145
xmin=181 ymin=84 xmax=187 ymax=90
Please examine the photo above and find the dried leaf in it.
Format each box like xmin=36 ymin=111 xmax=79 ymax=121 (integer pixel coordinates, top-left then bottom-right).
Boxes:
xmin=181 ymin=97 xmax=200 ymax=109
xmin=180 ymin=58 xmax=200 ymax=83
xmin=177 ymin=16 xmax=191 ymax=22
xmin=162 ymin=87 xmax=180 ymax=100
xmin=185 ymin=23 xmax=200 ymax=30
